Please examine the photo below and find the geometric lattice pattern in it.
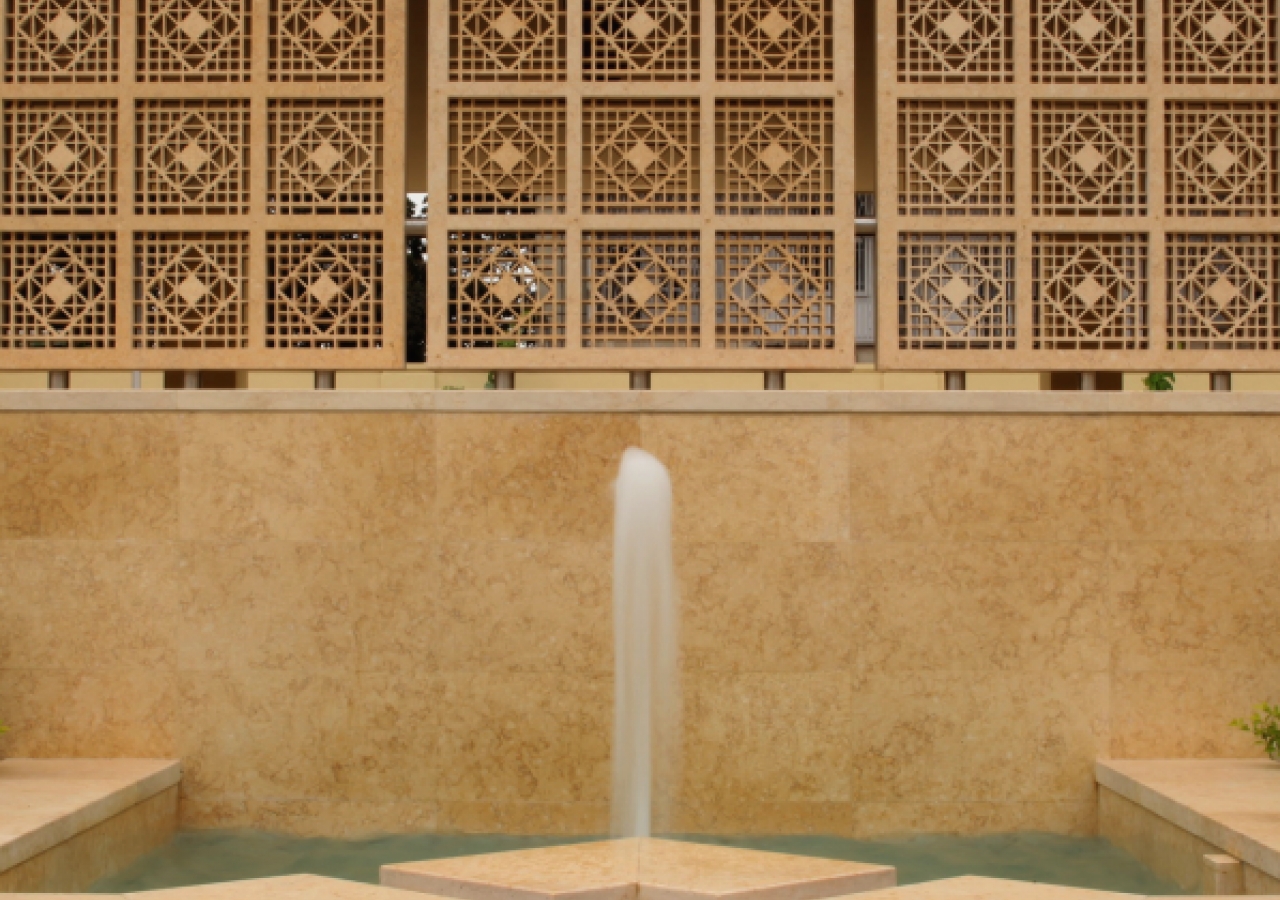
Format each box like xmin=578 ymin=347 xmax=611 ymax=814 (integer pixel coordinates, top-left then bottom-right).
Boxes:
xmin=1163 ymin=0 xmax=1278 ymax=84
xmin=898 ymin=232 xmax=1016 ymax=349
xmin=134 ymin=232 xmax=249 ymax=349
xmin=897 ymin=0 xmax=1013 ymax=82
xmin=898 ymin=100 xmax=1014 ymax=216
xmin=135 ymin=100 xmax=250 ymax=215
xmin=1032 ymin=100 xmax=1146 ymax=216
xmin=269 ymin=100 xmax=384 ymax=215
xmin=269 ymin=0 xmax=385 ymax=82
xmin=583 ymin=232 xmax=699 ymax=347
xmin=266 ymin=232 xmax=384 ymax=349
xmin=1167 ymin=233 xmax=1280 ymax=349
xmin=2 ymin=100 xmax=117 ymax=216
xmin=138 ymin=0 xmax=250 ymax=82
xmin=1034 ymin=232 xmax=1148 ymax=349
xmin=449 ymin=99 xmax=566 ymax=215
xmin=431 ymin=0 xmax=852 ymax=368
xmin=716 ymin=0 xmax=833 ymax=81
xmin=1032 ymin=0 xmax=1144 ymax=82
xmin=881 ymin=0 xmax=1279 ymax=367
xmin=0 ymin=232 xmax=115 ymax=349
xmin=584 ymin=0 xmax=698 ymax=81
xmin=1166 ymin=102 xmax=1278 ymax=218
xmin=450 ymin=0 xmax=566 ymax=81
xmin=716 ymin=232 xmax=835 ymax=349
xmin=716 ymin=100 xmax=833 ymax=215
xmin=584 ymin=100 xmax=698 ymax=214
xmin=4 ymin=0 xmax=118 ymax=83
xmin=0 ymin=0 xmax=401 ymax=368
xmin=448 ymin=232 xmax=567 ymax=348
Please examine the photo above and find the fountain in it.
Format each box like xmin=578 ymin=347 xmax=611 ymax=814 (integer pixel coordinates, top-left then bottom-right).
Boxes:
xmin=381 ymin=450 xmax=896 ymax=899
xmin=611 ymin=448 xmax=680 ymax=840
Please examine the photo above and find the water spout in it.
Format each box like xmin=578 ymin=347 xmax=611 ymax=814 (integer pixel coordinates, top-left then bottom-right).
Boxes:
xmin=611 ymin=448 xmax=680 ymax=839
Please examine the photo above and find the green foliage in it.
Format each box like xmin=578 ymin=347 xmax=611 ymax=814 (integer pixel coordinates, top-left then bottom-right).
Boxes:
xmin=1143 ymin=372 xmax=1175 ymax=391
xmin=1232 ymin=703 xmax=1280 ymax=761
xmin=0 ymin=719 xmax=7 ymax=736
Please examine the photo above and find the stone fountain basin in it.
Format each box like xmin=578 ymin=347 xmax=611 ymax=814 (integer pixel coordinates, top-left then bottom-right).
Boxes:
xmin=381 ymin=838 xmax=896 ymax=900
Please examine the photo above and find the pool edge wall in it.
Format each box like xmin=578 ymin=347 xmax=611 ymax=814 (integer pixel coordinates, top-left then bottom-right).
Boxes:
xmin=1098 ymin=787 xmax=1280 ymax=895
xmin=0 ymin=390 xmax=1276 ymax=839
xmin=0 ymin=786 xmax=178 ymax=892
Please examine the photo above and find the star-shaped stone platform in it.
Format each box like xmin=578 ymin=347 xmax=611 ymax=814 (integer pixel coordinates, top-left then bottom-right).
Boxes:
xmin=380 ymin=838 xmax=897 ymax=900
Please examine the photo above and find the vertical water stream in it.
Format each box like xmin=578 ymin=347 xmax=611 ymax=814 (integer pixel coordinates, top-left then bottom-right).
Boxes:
xmin=611 ymin=448 xmax=680 ymax=839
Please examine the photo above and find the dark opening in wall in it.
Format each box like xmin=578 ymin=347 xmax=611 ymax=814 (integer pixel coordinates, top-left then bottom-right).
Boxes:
xmin=164 ymin=371 xmax=236 ymax=389
xmin=1049 ymin=372 xmax=1122 ymax=391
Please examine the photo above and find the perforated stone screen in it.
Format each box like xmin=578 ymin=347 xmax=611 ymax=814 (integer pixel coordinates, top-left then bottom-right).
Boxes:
xmin=878 ymin=0 xmax=1280 ymax=370
xmin=0 ymin=0 xmax=405 ymax=369
xmin=428 ymin=0 xmax=856 ymax=370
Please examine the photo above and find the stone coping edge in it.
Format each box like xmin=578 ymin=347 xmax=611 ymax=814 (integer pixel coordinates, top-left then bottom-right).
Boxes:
xmin=1 ymin=390 xmax=1280 ymax=414
xmin=0 ymin=759 xmax=181 ymax=875
xmin=1095 ymin=761 xmax=1280 ymax=880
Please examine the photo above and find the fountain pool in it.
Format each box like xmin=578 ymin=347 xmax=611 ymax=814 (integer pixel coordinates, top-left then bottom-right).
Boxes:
xmin=90 ymin=832 xmax=1186 ymax=895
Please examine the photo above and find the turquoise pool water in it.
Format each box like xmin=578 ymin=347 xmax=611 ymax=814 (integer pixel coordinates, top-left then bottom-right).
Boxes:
xmin=91 ymin=832 xmax=1187 ymax=894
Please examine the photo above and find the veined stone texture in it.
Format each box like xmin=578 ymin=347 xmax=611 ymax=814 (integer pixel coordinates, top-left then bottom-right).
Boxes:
xmin=0 ymin=410 xmax=1278 ymax=837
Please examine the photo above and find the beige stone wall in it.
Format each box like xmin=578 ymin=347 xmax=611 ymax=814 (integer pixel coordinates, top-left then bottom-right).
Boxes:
xmin=0 ymin=410 xmax=1275 ymax=838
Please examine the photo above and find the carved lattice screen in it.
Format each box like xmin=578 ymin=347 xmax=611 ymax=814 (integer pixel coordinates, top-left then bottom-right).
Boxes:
xmin=0 ymin=0 xmax=404 ymax=370
xmin=428 ymin=0 xmax=855 ymax=370
xmin=879 ymin=0 xmax=1280 ymax=370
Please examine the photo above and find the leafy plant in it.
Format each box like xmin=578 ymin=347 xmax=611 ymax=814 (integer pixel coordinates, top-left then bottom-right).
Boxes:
xmin=1232 ymin=703 xmax=1280 ymax=761
xmin=1143 ymin=372 xmax=1176 ymax=391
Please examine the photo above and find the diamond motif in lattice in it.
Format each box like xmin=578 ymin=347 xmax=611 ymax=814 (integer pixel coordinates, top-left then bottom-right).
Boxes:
xmin=1 ymin=235 xmax=115 ymax=347
xmin=720 ymin=0 xmax=829 ymax=77
xmin=1037 ymin=0 xmax=1138 ymax=78
xmin=11 ymin=110 xmax=110 ymax=209
xmin=268 ymin=236 xmax=382 ymax=345
xmin=137 ymin=238 xmax=247 ymax=345
xmin=1173 ymin=112 xmax=1270 ymax=210
xmin=147 ymin=109 xmax=242 ymax=207
xmin=726 ymin=111 xmax=824 ymax=203
xmin=1038 ymin=108 xmax=1142 ymax=212
xmin=592 ymin=110 xmax=689 ymax=206
xmin=909 ymin=112 xmax=1006 ymax=209
xmin=905 ymin=0 xmax=1007 ymax=77
xmin=142 ymin=0 xmax=247 ymax=79
xmin=909 ymin=241 xmax=1012 ymax=341
xmin=588 ymin=0 xmax=693 ymax=78
xmin=274 ymin=0 xmax=380 ymax=78
xmin=459 ymin=110 xmax=557 ymax=203
xmin=277 ymin=108 xmax=375 ymax=205
xmin=457 ymin=243 xmax=559 ymax=340
xmin=585 ymin=236 xmax=697 ymax=345
xmin=9 ymin=0 xmax=115 ymax=80
xmin=1172 ymin=241 xmax=1273 ymax=342
xmin=719 ymin=237 xmax=833 ymax=349
xmin=1168 ymin=0 xmax=1274 ymax=81
xmin=1036 ymin=237 xmax=1146 ymax=345
xmin=454 ymin=0 xmax=561 ymax=77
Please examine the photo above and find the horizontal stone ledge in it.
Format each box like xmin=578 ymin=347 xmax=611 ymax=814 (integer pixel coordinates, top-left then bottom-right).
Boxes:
xmin=0 ymin=390 xmax=1279 ymax=414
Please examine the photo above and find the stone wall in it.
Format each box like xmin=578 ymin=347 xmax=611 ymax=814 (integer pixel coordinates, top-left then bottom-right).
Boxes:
xmin=0 ymin=404 xmax=1275 ymax=836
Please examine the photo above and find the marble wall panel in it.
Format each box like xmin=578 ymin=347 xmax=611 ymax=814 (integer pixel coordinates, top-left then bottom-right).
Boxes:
xmin=435 ymin=414 xmax=640 ymax=543
xmin=178 ymin=414 xmax=436 ymax=543
xmin=0 ymin=410 xmax=1276 ymax=837
xmin=847 ymin=415 xmax=1111 ymax=543
xmin=0 ymin=414 xmax=180 ymax=540
xmin=1103 ymin=416 xmax=1280 ymax=543
xmin=643 ymin=415 xmax=851 ymax=544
